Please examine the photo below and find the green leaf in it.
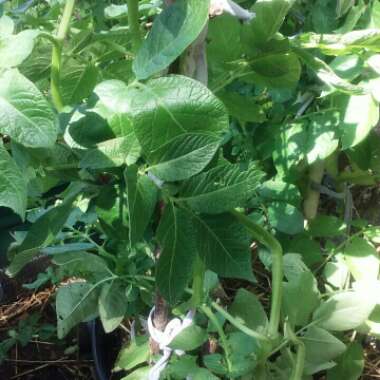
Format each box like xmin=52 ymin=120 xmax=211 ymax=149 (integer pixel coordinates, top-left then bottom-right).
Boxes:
xmin=130 ymin=75 xmax=228 ymax=154
xmin=60 ymin=61 xmax=99 ymax=106
xmin=80 ymin=136 xmax=141 ymax=169
xmin=337 ymin=0 xmax=355 ymax=17
xmin=99 ymin=281 xmax=127 ymax=333
xmin=56 ymin=282 xmax=100 ymax=338
xmin=258 ymin=179 xmax=301 ymax=206
xmin=283 ymin=271 xmax=320 ymax=326
xmin=219 ymin=91 xmax=266 ymax=124
xmin=246 ymin=0 xmax=294 ymax=46
xmin=267 ymin=202 xmax=304 ymax=235
xmin=229 ymin=288 xmax=268 ymax=331
xmin=133 ymin=0 xmax=210 ymax=79
xmin=295 ymin=48 xmax=366 ymax=95
xmin=343 ymin=237 xmax=379 ymax=282
xmin=308 ymin=215 xmax=346 ymax=237
xmin=0 ymin=69 xmax=57 ymax=147
xmin=327 ymin=342 xmax=364 ymax=380
xmin=193 ymin=213 xmax=255 ymax=281
xmin=313 ymin=290 xmax=376 ymax=331
xmin=0 ymin=23 xmax=39 ymax=69
xmin=178 ymin=164 xmax=263 ymax=214
xmin=121 ymin=366 xmax=150 ymax=380
xmin=115 ymin=336 xmax=150 ymax=372
xmin=169 ymin=325 xmax=208 ymax=351
xmin=336 ymin=93 xmax=379 ymax=149
xmin=148 ymin=133 xmax=221 ymax=182
xmin=0 ymin=143 xmax=27 ymax=219
xmin=125 ymin=165 xmax=158 ymax=246
xmin=247 ymin=52 xmax=301 ymax=89
xmin=156 ymin=204 xmax=197 ymax=304
xmin=6 ymin=195 xmax=77 ymax=277
xmin=302 ymin=326 xmax=346 ymax=373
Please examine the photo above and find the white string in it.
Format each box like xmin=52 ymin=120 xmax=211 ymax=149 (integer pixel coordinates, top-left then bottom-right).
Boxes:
xmin=148 ymin=307 xmax=195 ymax=380
xmin=210 ymin=0 xmax=255 ymax=21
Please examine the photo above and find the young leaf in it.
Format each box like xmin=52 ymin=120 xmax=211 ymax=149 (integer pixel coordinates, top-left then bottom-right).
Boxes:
xmin=125 ymin=165 xmax=158 ymax=247
xmin=229 ymin=288 xmax=268 ymax=331
xmin=313 ymin=291 xmax=376 ymax=331
xmin=156 ymin=204 xmax=197 ymax=304
xmin=178 ymin=164 xmax=263 ymax=214
xmin=245 ymin=0 xmax=294 ymax=46
xmin=0 ymin=143 xmax=27 ymax=219
xmin=133 ymin=0 xmax=210 ymax=79
xmin=56 ymin=282 xmax=100 ymax=338
xmin=343 ymin=237 xmax=379 ymax=282
xmin=114 ymin=336 xmax=150 ymax=372
xmin=267 ymin=202 xmax=304 ymax=235
xmin=193 ymin=213 xmax=255 ymax=281
xmin=326 ymin=342 xmax=364 ymax=380
xmin=99 ymin=281 xmax=127 ymax=333
xmin=169 ymin=325 xmax=208 ymax=351
xmin=0 ymin=69 xmax=57 ymax=147
xmin=6 ymin=194 xmax=78 ymax=277
xmin=283 ymin=271 xmax=320 ymax=326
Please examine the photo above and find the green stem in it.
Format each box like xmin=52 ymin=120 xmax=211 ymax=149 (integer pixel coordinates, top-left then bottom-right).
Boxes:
xmin=51 ymin=0 xmax=76 ymax=112
xmin=126 ymin=0 xmax=142 ymax=54
xmin=191 ymin=255 xmax=206 ymax=308
xmin=286 ymin=323 xmax=306 ymax=380
xmin=201 ymin=305 xmax=233 ymax=373
xmin=231 ymin=210 xmax=283 ymax=341
xmin=303 ymin=160 xmax=325 ymax=221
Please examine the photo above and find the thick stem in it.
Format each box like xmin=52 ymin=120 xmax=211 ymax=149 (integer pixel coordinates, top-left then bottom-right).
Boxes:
xmin=303 ymin=160 xmax=325 ymax=221
xmin=191 ymin=255 xmax=206 ymax=307
xmin=126 ymin=0 xmax=142 ymax=54
xmin=231 ymin=210 xmax=283 ymax=341
xmin=51 ymin=0 xmax=76 ymax=111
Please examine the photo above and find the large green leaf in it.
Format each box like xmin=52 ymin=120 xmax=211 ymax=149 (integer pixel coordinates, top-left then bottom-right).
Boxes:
xmin=125 ymin=165 xmax=158 ymax=247
xmin=6 ymin=195 xmax=77 ymax=277
xmin=336 ymin=93 xmax=379 ymax=149
xmin=0 ymin=15 xmax=39 ymax=69
xmin=343 ymin=237 xmax=379 ymax=282
xmin=267 ymin=201 xmax=304 ymax=235
xmin=313 ymin=290 xmax=376 ymax=331
xmin=133 ymin=0 xmax=210 ymax=79
xmin=0 ymin=143 xmax=27 ymax=219
xmin=283 ymin=271 xmax=320 ymax=326
xmin=56 ymin=282 xmax=100 ymax=338
xmin=129 ymin=76 xmax=228 ymax=154
xmin=99 ymin=281 xmax=127 ymax=333
xmin=178 ymin=164 xmax=263 ymax=214
xmin=156 ymin=204 xmax=197 ymax=304
xmin=0 ymin=69 xmax=57 ymax=147
xmin=193 ymin=213 xmax=255 ymax=281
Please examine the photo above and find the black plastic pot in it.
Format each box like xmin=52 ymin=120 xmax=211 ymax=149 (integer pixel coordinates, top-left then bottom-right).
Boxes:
xmin=88 ymin=319 xmax=123 ymax=380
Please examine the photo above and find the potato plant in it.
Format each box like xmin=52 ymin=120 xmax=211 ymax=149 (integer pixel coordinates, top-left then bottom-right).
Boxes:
xmin=1 ymin=0 xmax=380 ymax=379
